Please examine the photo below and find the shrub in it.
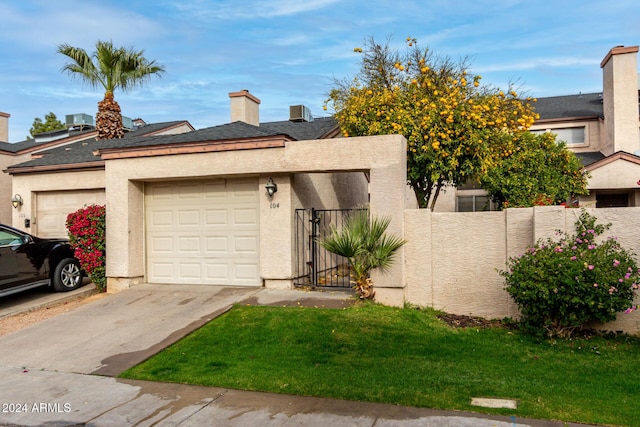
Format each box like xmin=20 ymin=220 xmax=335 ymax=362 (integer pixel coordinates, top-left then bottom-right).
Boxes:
xmin=318 ymin=209 xmax=406 ymax=299
xmin=66 ymin=204 xmax=106 ymax=292
xmin=501 ymin=210 xmax=638 ymax=337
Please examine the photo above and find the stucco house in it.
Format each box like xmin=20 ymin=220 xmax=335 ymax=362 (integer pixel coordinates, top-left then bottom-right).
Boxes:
xmin=1 ymin=115 xmax=194 ymax=237
xmin=451 ymin=45 xmax=640 ymax=212
xmin=4 ymin=90 xmax=410 ymax=302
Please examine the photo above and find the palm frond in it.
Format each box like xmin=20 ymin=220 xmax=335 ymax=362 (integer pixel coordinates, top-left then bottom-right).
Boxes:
xmin=317 ymin=208 xmax=405 ymax=298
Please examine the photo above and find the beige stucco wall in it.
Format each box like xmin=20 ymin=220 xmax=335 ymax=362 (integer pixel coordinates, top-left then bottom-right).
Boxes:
xmin=9 ymin=169 xmax=105 ymax=233
xmin=0 ymin=152 xmax=32 ymax=224
xmin=292 ymin=172 xmax=369 ymax=210
xmin=601 ymin=47 xmax=640 ymax=155
xmin=404 ymin=205 xmax=640 ymax=334
xmin=0 ymin=112 xmax=9 ymax=142
xmin=104 ymin=135 xmax=408 ymax=304
xmin=530 ymin=119 xmax=603 ymax=153
xmin=588 ymin=157 xmax=640 ymax=189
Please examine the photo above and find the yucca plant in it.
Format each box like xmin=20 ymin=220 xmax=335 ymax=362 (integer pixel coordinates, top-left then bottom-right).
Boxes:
xmin=318 ymin=209 xmax=406 ymax=299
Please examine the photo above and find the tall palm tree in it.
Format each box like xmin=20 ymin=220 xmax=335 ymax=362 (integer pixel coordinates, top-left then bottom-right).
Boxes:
xmin=58 ymin=40 xmax=165 ymax=140
xmin=318 ymin=209 xmax=406 ymax=299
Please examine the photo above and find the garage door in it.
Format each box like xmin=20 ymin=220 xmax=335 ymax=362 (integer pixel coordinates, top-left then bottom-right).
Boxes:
xmin=145 ymin=178 xmax=260 ymax=286
xmin=36 ymin=189 xmax=105 ymax=238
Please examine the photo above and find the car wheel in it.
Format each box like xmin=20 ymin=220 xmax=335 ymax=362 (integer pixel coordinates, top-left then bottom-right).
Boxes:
xmin=52 ymin=258 xmax=83 ymax=292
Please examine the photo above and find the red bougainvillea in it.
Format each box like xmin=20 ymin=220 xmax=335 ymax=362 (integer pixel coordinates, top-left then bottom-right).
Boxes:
xmin=66 ymin=204 xmax=106 ymax=292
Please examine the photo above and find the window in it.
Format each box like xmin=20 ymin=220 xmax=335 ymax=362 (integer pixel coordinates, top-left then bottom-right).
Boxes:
xmin=0 ymin=229 xmax=23 ymax=246
xmin=530 ymin=127 xmax=586 ymax=146
xmin=457 ymin=195 xmax=491 ymax=212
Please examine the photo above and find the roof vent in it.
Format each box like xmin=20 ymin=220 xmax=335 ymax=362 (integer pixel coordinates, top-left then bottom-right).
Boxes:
xmin=290 ymin=105 xmax=313 ymax=122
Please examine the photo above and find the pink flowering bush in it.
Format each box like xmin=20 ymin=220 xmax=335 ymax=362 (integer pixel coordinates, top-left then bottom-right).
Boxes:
xmin=66 ymin=204 xmax=106 ymax=292
xmin=501 ymin=210 xmax=638 ymax=337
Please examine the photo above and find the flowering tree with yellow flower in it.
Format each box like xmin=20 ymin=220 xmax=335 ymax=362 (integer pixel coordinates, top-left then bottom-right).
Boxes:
xmin=326 ymin=37 xmax=542 ymax=210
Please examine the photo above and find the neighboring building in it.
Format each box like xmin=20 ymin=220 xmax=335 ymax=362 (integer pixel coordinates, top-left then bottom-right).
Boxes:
xmin=452 ymin=45 xmax=640 ymax=211
xmin=1 ymin=115 xmax=194 ymax=235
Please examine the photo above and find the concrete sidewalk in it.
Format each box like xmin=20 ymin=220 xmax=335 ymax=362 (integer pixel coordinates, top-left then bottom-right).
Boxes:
xmin=0 ymin=284 xmax=598 ymax=427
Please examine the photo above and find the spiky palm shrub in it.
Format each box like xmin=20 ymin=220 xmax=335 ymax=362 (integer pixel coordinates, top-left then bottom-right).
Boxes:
xmin=319 ymin=209 xmax=406 ymax=299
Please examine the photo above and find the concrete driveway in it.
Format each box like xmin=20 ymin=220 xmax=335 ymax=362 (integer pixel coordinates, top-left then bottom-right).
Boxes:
xmin=0 ymin=284 xmax=261 ymax=375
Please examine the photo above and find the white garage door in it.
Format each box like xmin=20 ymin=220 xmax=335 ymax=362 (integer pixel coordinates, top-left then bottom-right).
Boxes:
xmin=145 ymin=178 xmax=260 ymax=286
xmin=36 ymin=189 xmax=106 ymax=238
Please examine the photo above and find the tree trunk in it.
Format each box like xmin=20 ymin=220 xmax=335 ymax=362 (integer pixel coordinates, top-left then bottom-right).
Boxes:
xmin=429 ymin=179 xmax=444 ymax=211
xmin=96 ymin=91 xmax=124 ymax=140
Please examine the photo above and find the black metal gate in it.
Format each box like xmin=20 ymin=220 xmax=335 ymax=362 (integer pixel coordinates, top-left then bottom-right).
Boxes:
xmin=294 ymin=208 xmax=365 ymax=289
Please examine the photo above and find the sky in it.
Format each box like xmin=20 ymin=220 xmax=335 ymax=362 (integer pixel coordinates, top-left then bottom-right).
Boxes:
xmin=1 ymin=0 xmax=640 ymax=143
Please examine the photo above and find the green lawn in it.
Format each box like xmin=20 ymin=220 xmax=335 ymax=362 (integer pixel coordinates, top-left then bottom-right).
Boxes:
xmin=120 ymin=303 xmax=640 ymax=427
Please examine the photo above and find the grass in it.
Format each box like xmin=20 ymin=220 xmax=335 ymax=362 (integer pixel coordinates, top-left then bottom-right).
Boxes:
xmin=120 ymin=303 xmax=640 ymax=427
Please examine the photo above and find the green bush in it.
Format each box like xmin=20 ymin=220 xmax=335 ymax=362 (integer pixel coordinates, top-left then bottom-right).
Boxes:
xmin=501 ymin=210 xmax=638 ymax=337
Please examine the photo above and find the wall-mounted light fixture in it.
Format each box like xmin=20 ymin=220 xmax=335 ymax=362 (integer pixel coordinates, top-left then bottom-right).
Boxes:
xmin=265 ymin=178 xmax=278 ymax=198
xmin=11 ymin=194 xmax=23 ymax=209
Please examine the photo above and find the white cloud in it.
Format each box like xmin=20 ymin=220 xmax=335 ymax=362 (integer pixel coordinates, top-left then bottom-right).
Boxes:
xmin=476 ymin=57 xmax=601 ymax=73
xmin=168 ymin=0 xmax=340 ymax=21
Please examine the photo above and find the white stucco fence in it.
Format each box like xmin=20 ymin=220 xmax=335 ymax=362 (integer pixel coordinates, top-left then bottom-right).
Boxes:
xmin=403 ymin=205 xmax=640 ymax=334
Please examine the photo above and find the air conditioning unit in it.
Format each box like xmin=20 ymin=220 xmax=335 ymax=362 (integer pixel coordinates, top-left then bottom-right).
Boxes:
xmin=122 ymin=116 xmax=133 ymax=131
xmin=65 ymin=113 xmax=94 ymax=128
xmin=289 ymin=105 xmax=313 ymax=122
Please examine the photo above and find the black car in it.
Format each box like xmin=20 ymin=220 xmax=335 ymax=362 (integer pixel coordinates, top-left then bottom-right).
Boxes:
xmin=0 ymin=224 xmax=83 ymax=297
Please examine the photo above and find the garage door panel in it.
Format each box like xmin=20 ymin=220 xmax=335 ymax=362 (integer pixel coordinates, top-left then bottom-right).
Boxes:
xmin=179 ymin=263 xmax=201 ymax=279
xmin=178 ymin=210 xmax=200 ymax=226
xmin=146 ymin=178 xmax=260 ymax=286
xmin=205 ymin=236 xmax=229 ymax=253
xmin=234 ymin=235 xmax=258 ymax=254
xmin=151 ymin=210 xmax=173 ymax=227
xmin=206 ymin=264 xmax=229 ymax=281
xmin=235 ymin=263 xmax=259 ymax=281
xmin=178 ymin=236 xmax=201 ymax=253
xmin=36 ymin=189 xmax=105 ymax=238
xmin=177 ymin=183 xmax=200 ymax=199
xmin=149 ymin=236 xmax=174 ymax=253
xmin=205 ymin=209 xmax=227 ymax=225
xmin=149 ymin=263 xmax=174 ymax=279
xmin=233 ymin=208 xmax=258 ymax=226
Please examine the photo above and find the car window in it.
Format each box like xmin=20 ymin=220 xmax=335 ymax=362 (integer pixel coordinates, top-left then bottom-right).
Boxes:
xmin=0 ymin=229 xmax=24 ymax=246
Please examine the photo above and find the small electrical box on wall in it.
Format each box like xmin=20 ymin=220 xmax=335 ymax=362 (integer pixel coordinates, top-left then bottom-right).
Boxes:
xmin=24 ymin=218 xmax=30 ymax=228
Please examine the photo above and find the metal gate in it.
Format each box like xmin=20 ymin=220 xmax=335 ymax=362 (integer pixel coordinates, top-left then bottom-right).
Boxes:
xmin=294 ymin=208 xmax=365 ymax=289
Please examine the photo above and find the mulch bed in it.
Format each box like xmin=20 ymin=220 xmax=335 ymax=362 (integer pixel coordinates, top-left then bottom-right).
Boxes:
xmin=436 ymin=313 xmax=506 ymax=329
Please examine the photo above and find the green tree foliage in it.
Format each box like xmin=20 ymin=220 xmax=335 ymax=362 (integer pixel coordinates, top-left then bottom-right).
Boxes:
xmin=57 ymin=40 xmax=165 ymax=140
xmin=325 ymin=36 xmax=539 ymax=209
xmin=480 ymin=131 xmax=589 ymax=209
xmin=29 ymin=112 xmax=65 ymax=139
xmin=318 ymin=209 xmax=406 ymax=299
xmin=502 ymin=211 xmax=638 ymax=337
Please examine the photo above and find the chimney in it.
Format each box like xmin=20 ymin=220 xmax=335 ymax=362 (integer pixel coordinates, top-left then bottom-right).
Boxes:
xmin=600 ymin=45 xmax=640 ymax=155
xmin=229 ymin=90 xmax=260 ymax=126
xmin=0 ymin=112 xmax=9 ymax=142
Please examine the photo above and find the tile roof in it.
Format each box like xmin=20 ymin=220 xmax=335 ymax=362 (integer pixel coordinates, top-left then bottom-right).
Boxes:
xmin=97 ymin=117 xmax=338 ymax=150
xmin=0 ymin=129 xmax=95 ymax=153
xmin=6 ymin=117 xmax=338 ymax=171
xmin=533 ymin=92 xmax=604 ymax=120
xmin=574 ymin=151 xmax=606 ymax=166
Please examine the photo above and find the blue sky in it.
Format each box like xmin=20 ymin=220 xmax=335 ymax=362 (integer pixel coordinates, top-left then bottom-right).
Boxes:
xmin=1 ymin=0 xmax=639 ymax=142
